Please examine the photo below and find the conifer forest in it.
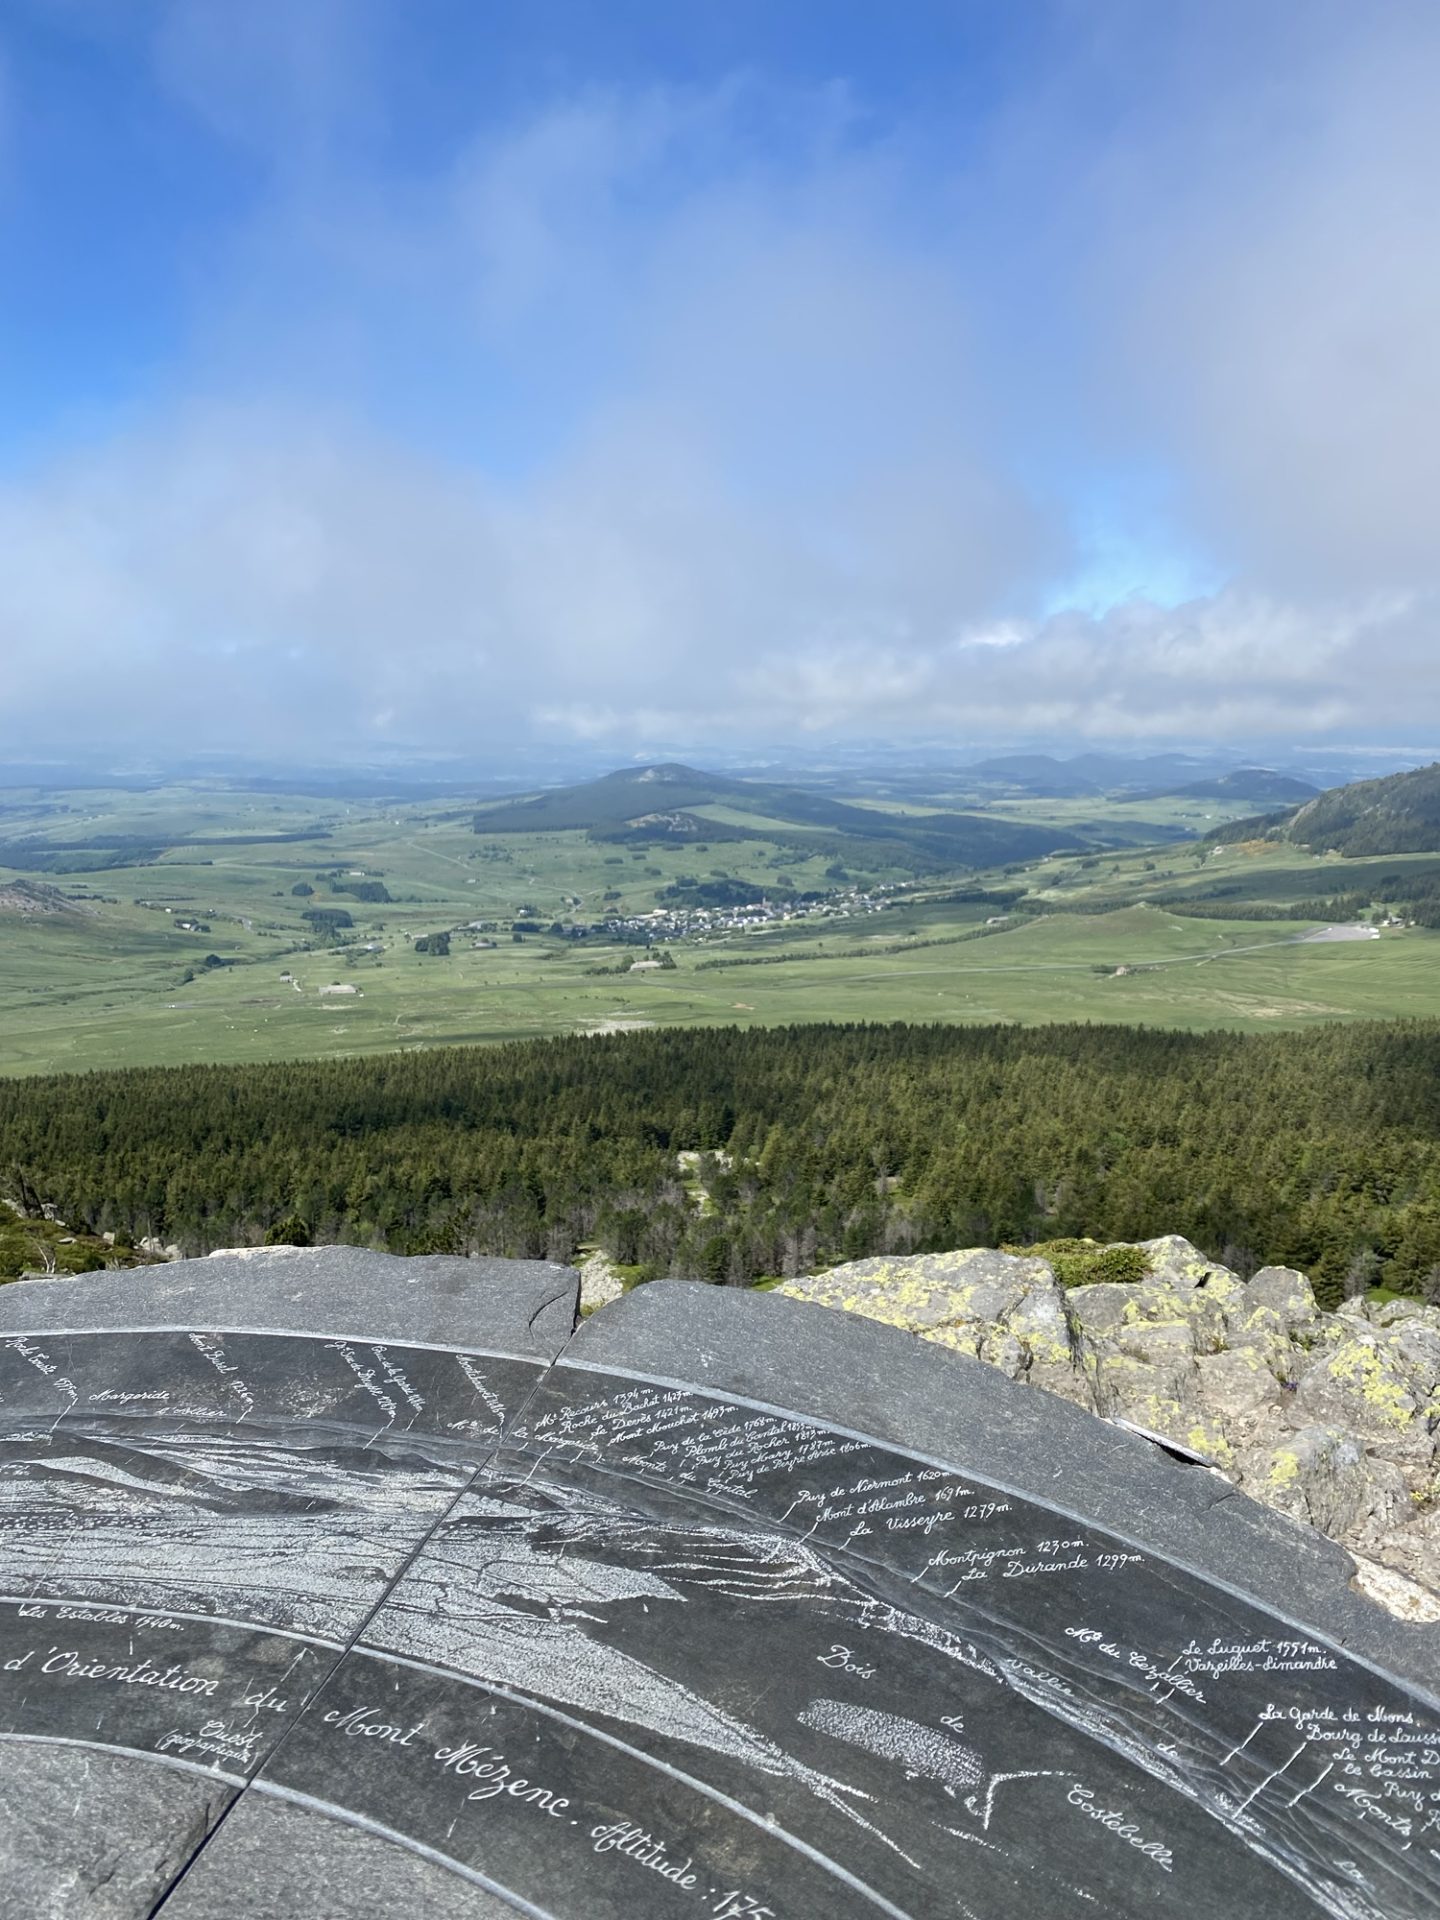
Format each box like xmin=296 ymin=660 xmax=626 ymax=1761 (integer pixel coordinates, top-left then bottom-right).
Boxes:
xmin=5 ymin=1019 xmax=1440 ymax=1309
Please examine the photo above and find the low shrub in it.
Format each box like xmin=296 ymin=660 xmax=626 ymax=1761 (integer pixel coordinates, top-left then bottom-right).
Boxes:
xmin=1006 ymin=1237 xmax=1152 ymax=1288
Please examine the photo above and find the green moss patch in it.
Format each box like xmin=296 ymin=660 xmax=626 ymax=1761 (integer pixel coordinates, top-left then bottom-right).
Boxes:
xmin=1005 ymin=1238 xmax=1153 ymax=1288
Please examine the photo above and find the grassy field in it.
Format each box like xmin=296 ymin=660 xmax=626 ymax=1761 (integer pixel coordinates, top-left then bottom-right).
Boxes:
xmin=967 ymin=791 xmax=1253 ymax=844
xmin=1 ymin=778 xmax=1434 ymax=1076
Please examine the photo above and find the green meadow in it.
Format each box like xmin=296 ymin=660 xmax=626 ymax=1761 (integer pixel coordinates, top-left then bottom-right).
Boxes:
xmin=1 ymin=779 xmax=1434 ymax=1076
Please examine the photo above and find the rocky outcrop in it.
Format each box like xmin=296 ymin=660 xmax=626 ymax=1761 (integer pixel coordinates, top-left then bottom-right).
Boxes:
xmin=780 ymin=1237 xmax=1440 ymax=1619
xmin=578 ymin=1250 xmax=626 ymax=1312
xmin=137 ymin=1235 xmax=185 ymax=1261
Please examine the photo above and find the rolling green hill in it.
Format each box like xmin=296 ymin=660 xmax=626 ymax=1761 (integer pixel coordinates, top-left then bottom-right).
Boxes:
xmin=1287 ymin=761 xmax=1440 ymax=855
xmin=474 ymin=763 xmax=737 ymax=830
xmin=1213 ymin=762 xmax=1440 ymax=857
xmin=474 ymin=762 xmax=1083 ymax=869
xmin=1163 ymin=769 xmax=1319 ymax=805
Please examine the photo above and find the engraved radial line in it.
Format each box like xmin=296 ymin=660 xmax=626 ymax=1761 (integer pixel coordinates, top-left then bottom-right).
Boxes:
xmin=145 ymin=1339 xmax=570 ymax=1918
xmin=1237 ymin=1741 xmax=1308 ymax=1815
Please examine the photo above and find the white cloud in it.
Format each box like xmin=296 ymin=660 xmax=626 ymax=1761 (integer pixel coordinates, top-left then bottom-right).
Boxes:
xmin=0 ymin=73 xmax=1060 ymax=751
xmin=721 ymin=589 xmax=1429 ymax=745
xmin=1081 ymin=2 xmax=1440 ymax=600
xmin=1 ymin=394 xmax=1427 ymax=750
xmin=3 ymin=10 xmax=1439 ymax=755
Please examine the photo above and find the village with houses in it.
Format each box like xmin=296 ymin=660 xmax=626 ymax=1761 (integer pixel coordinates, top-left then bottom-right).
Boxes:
xmin=451 ymin=877 xmax=906 ymax=960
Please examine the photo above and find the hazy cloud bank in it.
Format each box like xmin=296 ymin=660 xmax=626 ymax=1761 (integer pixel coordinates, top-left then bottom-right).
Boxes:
xmin=1 ymin=1 xmax=1436 ymax=753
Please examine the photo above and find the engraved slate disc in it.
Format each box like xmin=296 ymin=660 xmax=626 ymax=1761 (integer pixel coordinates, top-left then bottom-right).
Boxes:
xmin=0 ymin=1252 xmax=1436 ymax=1918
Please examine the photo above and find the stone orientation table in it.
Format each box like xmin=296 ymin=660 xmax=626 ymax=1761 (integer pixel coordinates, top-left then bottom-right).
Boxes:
xmin=1 ymin=1248 xmax=1437 ymax=1919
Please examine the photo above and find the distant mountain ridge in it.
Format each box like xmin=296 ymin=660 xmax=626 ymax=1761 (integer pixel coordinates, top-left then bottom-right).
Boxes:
xmin=1153 ymin=769 xmax=1320 ymax=805
xmin=965 ymin=751 xmax=1222 ymax=796
xmin=958 ymin=751 xmax=1323 ymax=802
xmin=473 ymin=762 xmax=1084 ymax=869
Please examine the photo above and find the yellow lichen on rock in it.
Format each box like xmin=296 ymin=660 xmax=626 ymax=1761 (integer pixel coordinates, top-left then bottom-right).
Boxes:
xmin=773 ymin=1237 xmax=1440 ymax=1615
xmin=1267 ymin=1448 xmax=1301 ymax=1488
xmin=1322 ymin=1337 xmax=1416 ymax=1428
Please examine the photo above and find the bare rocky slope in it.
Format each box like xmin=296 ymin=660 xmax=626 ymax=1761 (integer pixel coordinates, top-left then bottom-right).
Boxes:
xmin=777 ymin=1237 xmax=1440 ymax=1621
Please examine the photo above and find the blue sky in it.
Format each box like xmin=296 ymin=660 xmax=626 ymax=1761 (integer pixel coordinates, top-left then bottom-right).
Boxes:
xmin=1 ymin=1 xmax=1436 ymax=756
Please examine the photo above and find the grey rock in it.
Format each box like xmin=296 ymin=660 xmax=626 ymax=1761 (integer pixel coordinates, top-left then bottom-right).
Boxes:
xmin=1376 ymin=1298 xmax=1440 ymax=1330
xmin=1381 ymin=1505 xmax=1440 ymax=1594
xmin=1193 ymin=1345 xmax=1283 ymax=1420
xmin=1086 ymin=1336 xmax=1210 ymax=1457
xmin=0 ymin=1244 xmax=579 ymax=1361
xmin=1294 ymin=1320 xmax=1440 ymax=1462
xmin=977 ymin=1324 xmax=1027 ymax=1378
xmin=1238 ymin=1424 xmax=1411 ymax=1543
xmin=0 ymin=1744 xmax=227 ymax=1917
xmin=1392 ymin=1313 xmax=1440 ymax=1381
xmin=1069 ymin=1272 xmax=1231 ymax=1354
xmin=1117 ymin=1319 xmax=1199 ymax=1365
xmin=158 ymin=1794 xmax=516 ymax=1919
xmin=1336 ymin=1294 xmax=1375 ymax=1321
xmin=1350 ymin=1553 xmax=1440 ymax=1623
xmin=778 ymin=1249 xmax=1087 ymax=1408
xmin=1064 ymin=1281 xmax=1133 ymax=1340
xmin=1242 ymin=1265 xmax=1324 ymax=1340
xmin=1131 ymin=1234 xmax=1241 ymax=1292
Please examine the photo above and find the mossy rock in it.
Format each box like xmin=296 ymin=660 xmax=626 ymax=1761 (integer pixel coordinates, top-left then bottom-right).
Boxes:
xmin=0 ymin=1213 xmax=141 ymax=1279
xmin=1005 ymin=1238 xmax=1152 ymax=1288
xmin=54 ymin=1245 xmax=106 ymax=1275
